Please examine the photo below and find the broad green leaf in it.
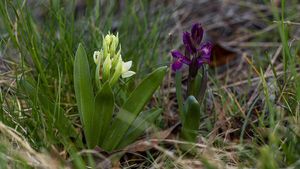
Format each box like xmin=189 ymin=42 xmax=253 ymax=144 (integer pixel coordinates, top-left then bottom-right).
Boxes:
xmin=74 ymin=43 xmax=95 ymax=148
xmin=102 ymin=66 xmax=167 ymax=151
xmin=117 ymin=108 xmax=162 ymax=149
xmin=94 ymin=82 xmax=114 ymax=145
xmin=181 ymin=96 xmax=201 ymax=142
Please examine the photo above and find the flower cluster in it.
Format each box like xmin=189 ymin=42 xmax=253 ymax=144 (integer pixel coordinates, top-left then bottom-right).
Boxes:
xmin=171 ymin=23 xmax=212 ymax=72
xmin=93 ymin=33 xmax=135 ymax=86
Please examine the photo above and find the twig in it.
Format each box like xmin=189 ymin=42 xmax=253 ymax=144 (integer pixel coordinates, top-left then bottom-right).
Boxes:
xmin=273 ymin=20 xmax=300 ymax=26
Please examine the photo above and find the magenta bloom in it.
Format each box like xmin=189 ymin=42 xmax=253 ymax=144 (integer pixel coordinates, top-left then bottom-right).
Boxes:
xmin=171 ymin=23 xmax=212 ymax=71
xmin=171 ymin=50 xmax=191 ymax=70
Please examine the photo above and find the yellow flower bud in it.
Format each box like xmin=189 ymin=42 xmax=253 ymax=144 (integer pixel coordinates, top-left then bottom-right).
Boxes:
xmin=102 ymin=54 xmax=112 ymax=82
xmin=110 ymin=57 xmax=123 ymax=85
xmin=93 ymin=51 xmax=102 ymax=65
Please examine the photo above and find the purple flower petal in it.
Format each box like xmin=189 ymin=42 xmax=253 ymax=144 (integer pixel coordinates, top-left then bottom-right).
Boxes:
xmin=197 ymin=55 xmax=210 ymax=65
xmin=180 ymin=56 xmax=191 ymax=65
xmin=191 ymin=23 xmax=203 ymax=45
xmin=200 ymin=42 xmax=213 ymax=56
xmin=197 ymin=42 xmax=213 ymax=67
xmin=197 ymin=59 xmax=205 ymax=67
xmin=171 ymin=50 xmax=191 ymax=65
xmin=172 ymin=60 xmax=183 ymax=71
xmin=197 ymin=57 xmax=210 ymax=68
xmin=171 ymin=50 xmax=185 ymax=59
xmin=182 ymin=32 xmax=196 ymax=53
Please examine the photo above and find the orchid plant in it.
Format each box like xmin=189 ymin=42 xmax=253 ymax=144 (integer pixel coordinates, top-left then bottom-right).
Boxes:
xmin=73 ymin=32 xmax=167 ymax=151
xmin=171 ymin=23 xmax=212 ymax=142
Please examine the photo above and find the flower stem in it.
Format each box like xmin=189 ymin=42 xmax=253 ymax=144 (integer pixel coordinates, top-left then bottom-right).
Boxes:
xmin=175 ymin=71 xmax=184 ymax=121
xmin=197 ymin=66 xmax=208 ymax=103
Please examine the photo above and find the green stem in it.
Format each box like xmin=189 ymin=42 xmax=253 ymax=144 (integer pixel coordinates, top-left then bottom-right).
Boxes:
xmin=198 ymin=66 xmax=208 ymax=103
xmin=175 ymin=71 xmax=184 ymax=121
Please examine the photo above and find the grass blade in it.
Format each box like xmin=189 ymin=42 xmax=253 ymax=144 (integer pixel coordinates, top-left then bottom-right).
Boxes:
xmin=19 ymin=79 xmax=78 ymax=141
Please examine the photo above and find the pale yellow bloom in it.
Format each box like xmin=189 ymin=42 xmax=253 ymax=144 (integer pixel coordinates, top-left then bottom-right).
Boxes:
xmin=121 ymin=61 xmax=135 ymax=78
xmin=94 ymin=32 xmax=135 ymax=86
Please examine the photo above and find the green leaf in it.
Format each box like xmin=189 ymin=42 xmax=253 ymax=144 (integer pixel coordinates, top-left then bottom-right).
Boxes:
xmin=94 ymin=82 xmax=114 ymax=145
xmin=117 ymin=108 xmax=162 ymax=149
xmin=181 ymin=96 xmax=201 ymax=142
xmin=189 ymin=71 xmax=202 ymax=97
xmin=102 ymin=66 xmax=167 ymax=151
xmin=74 ymin=43 xmax=95 ymax=148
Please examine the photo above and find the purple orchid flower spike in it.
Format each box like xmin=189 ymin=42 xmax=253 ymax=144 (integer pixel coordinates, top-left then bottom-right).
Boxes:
xmin=170 ymin=23 xmax=212 ymax=72
xmin=171 ymin=23 xmax=212 ymax=119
